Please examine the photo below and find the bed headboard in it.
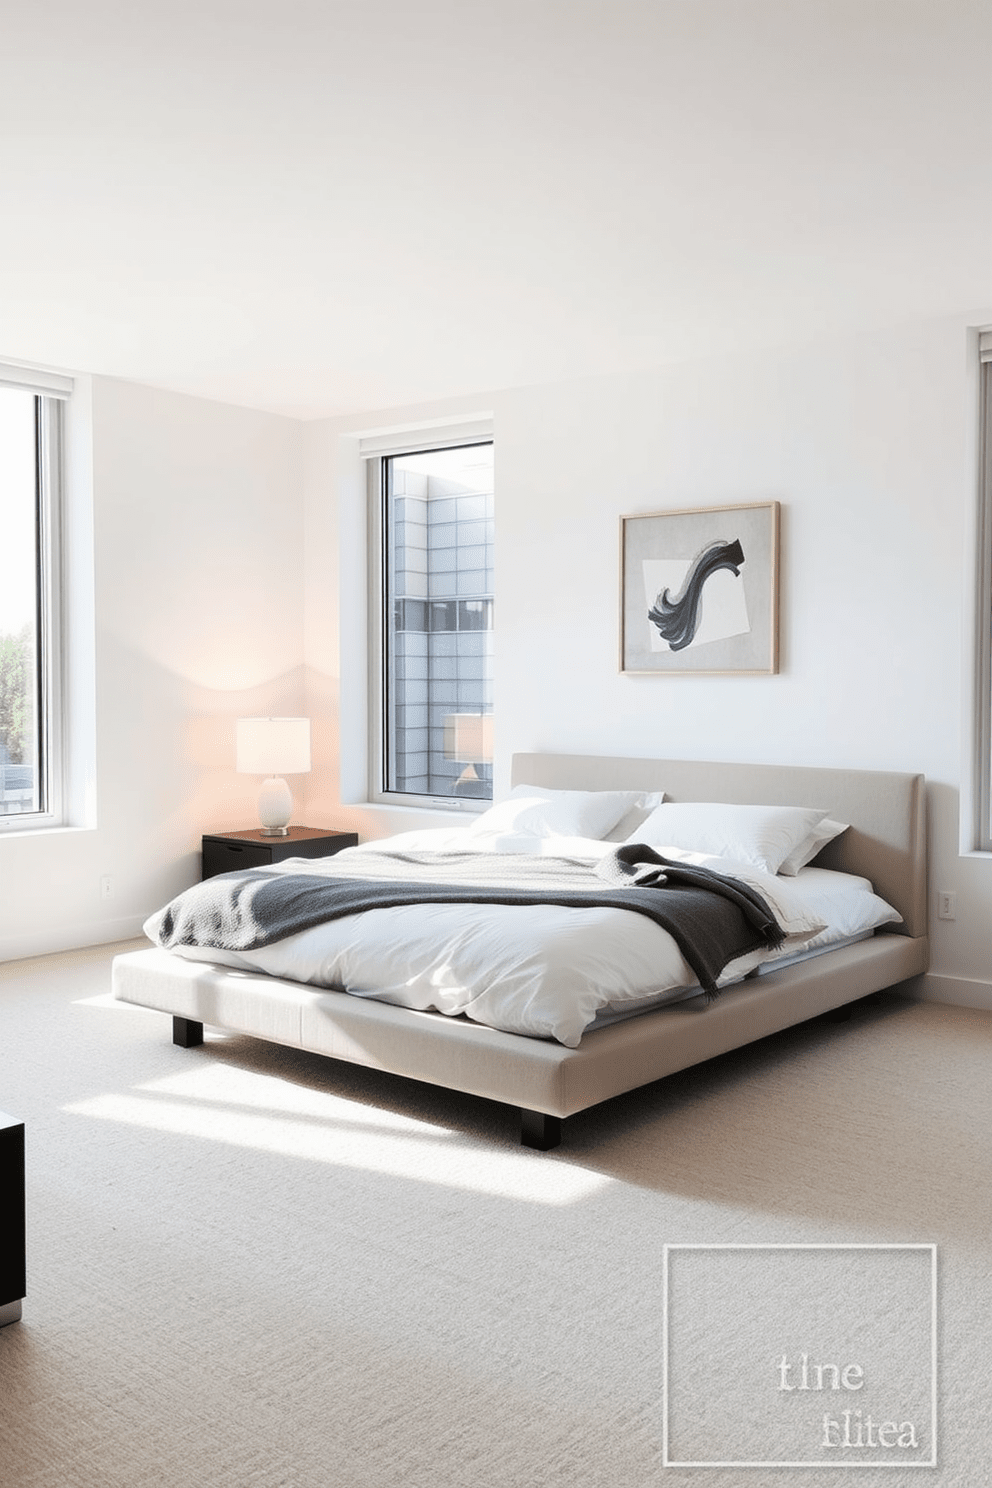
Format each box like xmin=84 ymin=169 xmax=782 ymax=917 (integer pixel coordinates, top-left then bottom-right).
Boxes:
xmin=510 ymin=753 xmax=927 ymax=941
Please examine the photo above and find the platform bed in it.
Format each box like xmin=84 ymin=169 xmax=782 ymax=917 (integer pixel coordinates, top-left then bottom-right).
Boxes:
xmin=112 ymin=754 xmax=928 ymax=1150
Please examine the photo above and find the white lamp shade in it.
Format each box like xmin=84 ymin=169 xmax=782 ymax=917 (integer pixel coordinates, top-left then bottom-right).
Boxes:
xmin=236 ymin=717 xmax=311 ymax=775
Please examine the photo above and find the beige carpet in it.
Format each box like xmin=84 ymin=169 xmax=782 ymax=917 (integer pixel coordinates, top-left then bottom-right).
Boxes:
xmin=0 ymin=940 xmax=990 ymax=1487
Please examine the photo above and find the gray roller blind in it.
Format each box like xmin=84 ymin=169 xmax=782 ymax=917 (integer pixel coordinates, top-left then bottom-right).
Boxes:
xmin=359 ymin=418 xmax=492 ymax=459
xmin=0 ymin=361 xmax=73 ymax=398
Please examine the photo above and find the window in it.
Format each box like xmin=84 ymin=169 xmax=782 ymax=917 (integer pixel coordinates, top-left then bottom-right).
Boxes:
xmin=369 ymin=437 xmax=494 ymax=805
xmin=0 ymin=365 xmax=69 ymax=828
xmin=977 ymin=329 xmax=992 ymax=848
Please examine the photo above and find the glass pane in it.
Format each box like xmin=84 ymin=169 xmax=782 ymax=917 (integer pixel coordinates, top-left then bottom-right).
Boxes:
xmin=458 ymin=598 xmax=492 ymax=632
xmin=0 ymin=390 xmax=41 ymax=817
xmin=400 ymin=598 xmax=428 ymax=632
xmin=385 ymin=443 xmax=494 ymax=801
xmin=429 ymin=599 xmax=457 ymax=632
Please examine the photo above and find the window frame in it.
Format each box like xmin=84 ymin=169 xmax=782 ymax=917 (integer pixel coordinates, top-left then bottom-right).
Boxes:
xmin=365 ymin=426 xmax=494 ymax=812
xmin=974 ymin=331 xmax=992 ymax=849
xmin=0 ymin=366 xmax=69 ymax=832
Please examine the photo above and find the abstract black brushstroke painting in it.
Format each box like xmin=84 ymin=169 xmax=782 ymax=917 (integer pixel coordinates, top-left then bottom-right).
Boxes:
xmin=620 ymin=502 xmax=779 ymax=674
xmin=647 ymin=538 xmax=745 ymax=651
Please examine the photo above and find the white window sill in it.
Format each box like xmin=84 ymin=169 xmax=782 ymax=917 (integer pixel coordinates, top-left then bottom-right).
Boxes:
xmin=0 ymin=822 xmax=95 ymax=840
xmin=364 ymin=797 xmax=488 ymax=816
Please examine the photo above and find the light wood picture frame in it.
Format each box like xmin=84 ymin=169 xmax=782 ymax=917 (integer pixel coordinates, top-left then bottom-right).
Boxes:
xmin=620 ymin=501 xmax=780 ymax=675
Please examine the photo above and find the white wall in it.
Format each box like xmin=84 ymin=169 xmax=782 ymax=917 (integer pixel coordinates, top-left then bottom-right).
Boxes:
xmin=309 ymin=312 xmax=992 ymax=1004
xmin=0 ymin=376 xmax=304 ymax=961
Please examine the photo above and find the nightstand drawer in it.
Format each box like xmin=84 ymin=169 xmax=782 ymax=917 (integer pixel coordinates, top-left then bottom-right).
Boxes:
xmin=202 ymin=839 xmax=273 ymax=878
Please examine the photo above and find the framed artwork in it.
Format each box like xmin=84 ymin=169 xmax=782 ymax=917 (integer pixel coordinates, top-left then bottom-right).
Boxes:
xmin=620 ymin=501 xmax=780 ymax=675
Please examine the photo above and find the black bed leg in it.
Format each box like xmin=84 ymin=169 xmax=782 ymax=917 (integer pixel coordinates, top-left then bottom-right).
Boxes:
xmin=520 ymin=1110 xmax=562 ymax=1151
xmin=173 ymin=1016 xmax=204 ymax=1048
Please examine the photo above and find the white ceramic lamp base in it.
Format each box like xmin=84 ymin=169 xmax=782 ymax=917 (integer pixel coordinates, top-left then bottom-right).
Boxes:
xmin=257 ymin=776 xmax=293 ymax=836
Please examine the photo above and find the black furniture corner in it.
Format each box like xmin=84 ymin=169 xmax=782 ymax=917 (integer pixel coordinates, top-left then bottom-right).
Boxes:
xmin=0 ymin=1110 xmax=25 ymax=1326
xmin=201 ymin=826 xmax=359 ymax=881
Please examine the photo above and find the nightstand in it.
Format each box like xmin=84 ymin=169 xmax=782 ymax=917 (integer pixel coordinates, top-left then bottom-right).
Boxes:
xmin=201 ymin=826 xmax=359 ymax=880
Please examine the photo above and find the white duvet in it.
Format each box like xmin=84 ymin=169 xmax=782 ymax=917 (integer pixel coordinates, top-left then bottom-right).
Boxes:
xmin=144 ymin=828 xmax=902 ymax=1048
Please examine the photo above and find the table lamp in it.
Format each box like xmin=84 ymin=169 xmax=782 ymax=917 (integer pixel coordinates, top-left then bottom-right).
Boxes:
xmin=443 ymin=712 xmax=494 ymax=793
xmin=236 ymin=717 xmax=311 ymax=836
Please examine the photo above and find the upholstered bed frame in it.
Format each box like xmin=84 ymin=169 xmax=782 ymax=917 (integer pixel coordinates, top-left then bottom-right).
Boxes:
xmin=112 ymin=754 xmax=928 ymax=1149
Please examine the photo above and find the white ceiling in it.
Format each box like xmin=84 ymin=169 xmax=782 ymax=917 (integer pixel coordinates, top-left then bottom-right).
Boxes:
xmin=2 ymin=1 xmax=990 ymax=419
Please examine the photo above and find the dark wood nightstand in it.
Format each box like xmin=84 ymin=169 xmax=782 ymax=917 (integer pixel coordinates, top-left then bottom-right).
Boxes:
xmin=0 ymin=1110 xmax=25 ymax=1326
xmin=201 ymin=826 xmax=359 ymax=881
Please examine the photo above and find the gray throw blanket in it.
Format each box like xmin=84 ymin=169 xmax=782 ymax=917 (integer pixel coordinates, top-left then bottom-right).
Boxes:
xmin=155 ymin=845 xmax=784 ymax=998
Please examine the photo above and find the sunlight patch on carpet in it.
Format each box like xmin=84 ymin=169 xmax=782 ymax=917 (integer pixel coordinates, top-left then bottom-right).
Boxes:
xmin=63 ymin=1065 xmax=609 ymax=1204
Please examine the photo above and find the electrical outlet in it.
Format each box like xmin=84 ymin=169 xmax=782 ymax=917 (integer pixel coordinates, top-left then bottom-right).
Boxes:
xmin=937 ymin=891 xmax=956 ymax=921
xmin=100 ymin=875 xmax=113 ymax=901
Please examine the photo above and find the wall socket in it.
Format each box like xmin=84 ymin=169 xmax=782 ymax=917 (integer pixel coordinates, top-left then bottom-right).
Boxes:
xmin=100 ymin=876 xmax=113 ymax=901
xmin=937 ymin=891 xmax=956 ymax=921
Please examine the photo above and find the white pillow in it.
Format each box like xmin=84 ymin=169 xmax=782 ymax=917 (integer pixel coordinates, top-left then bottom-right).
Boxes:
xmin=763 ymin=865 xmax=902 ymax=955
xmin=602 ymin=790 xmax=666 ymax=842
xmin=625 ymin=801 xmax=829 ymax=876
xmin=467 ymin=786 xmax=659 ymax=842
xmin=777 ymin=818 xmax=849 ymax=876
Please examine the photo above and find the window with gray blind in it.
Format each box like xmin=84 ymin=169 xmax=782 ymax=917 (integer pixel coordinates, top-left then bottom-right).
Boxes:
xmin=976 ymin=330 xmax=992 ymax=848
xmin=369 ymin=439 xmax=494 ymax=805
xmin=0 ymin=365 xmax=69 ymax=827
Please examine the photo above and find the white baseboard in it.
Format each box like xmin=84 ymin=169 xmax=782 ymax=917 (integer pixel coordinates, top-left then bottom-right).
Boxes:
xmin=0 ymin=915 xmax=149 ymax=967
xmin=908 ymin=972 xmax=992 ymax=1013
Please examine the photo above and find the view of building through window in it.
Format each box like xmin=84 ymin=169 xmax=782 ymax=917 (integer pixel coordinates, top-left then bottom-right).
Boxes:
xmin=0 ymin=389 xmax=41 ymax=817
xmin=384 ymin=442 xmax=494 ymax=800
